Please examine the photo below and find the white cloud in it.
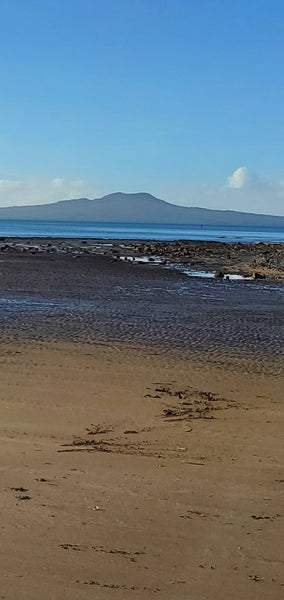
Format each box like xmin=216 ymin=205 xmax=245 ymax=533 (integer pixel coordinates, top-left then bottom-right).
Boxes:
xmin=227 ymin=166 xmax=250 ymax=189
xmin=51 ymin=178 xmax=65 ymax=188
xmin=0 ymin=177 xmax=101 ymax=207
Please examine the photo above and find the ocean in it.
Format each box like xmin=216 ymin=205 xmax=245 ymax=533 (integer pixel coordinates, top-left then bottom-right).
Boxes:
xmin=0 ymin=220 xmax=284 ymax=242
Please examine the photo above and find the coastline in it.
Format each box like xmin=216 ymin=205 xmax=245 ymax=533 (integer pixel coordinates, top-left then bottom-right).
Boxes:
xmin=0 ymin=243 xmax=283 ymax=598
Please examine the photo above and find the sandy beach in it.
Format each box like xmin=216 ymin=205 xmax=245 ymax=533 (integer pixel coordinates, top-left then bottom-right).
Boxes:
xmin=0 ymin=249 xmax=283 ymax=599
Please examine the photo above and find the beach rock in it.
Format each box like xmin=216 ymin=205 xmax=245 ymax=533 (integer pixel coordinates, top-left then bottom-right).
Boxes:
xmin=214 ymin=270 xmax=224 ymax=279
xmin=253 ymin=272 xmax=266 ymax=279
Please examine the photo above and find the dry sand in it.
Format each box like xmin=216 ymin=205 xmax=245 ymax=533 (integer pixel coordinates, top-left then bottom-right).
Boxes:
xmin=0 ymin=340 xmax=283 ymax=599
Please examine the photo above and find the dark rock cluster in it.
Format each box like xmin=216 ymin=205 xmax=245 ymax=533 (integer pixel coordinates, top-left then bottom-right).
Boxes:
xmin=0 ymin=238 xmax=283 ymax=281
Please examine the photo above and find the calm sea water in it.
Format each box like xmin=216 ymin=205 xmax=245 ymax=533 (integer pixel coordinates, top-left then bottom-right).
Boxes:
xmin=0 ymin=219 xmax=284 ymax=242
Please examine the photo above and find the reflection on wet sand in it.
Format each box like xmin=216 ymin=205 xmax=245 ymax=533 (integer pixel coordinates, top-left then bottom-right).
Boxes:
xmin=0 ymin=252 xmax=283 ymax=375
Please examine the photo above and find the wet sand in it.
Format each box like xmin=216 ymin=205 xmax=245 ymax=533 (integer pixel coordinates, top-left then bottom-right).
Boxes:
xmin=0 ymin=250 xmax=283 ymax=598
xmin=0 ymin=252 xmax=283 ymax=374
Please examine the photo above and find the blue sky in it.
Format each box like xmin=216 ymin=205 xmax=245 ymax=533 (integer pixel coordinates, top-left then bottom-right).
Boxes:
xmin=0 ymin=0 xmax=284 ymax=214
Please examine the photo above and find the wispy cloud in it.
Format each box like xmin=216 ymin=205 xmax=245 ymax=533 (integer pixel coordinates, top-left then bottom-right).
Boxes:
xmin=0 ymin=177 xmax=101 ymax=207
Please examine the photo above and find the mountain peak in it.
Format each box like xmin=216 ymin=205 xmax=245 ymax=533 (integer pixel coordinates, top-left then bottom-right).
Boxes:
xmin=97 ymin=191 xmax=164 ymax=202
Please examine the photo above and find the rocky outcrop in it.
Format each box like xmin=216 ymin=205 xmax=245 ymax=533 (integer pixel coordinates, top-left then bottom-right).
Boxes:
xmin=0 ymin=238 xmax=283 ymax=281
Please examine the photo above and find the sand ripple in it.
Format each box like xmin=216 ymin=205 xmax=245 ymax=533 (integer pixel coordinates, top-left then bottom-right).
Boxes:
xmin=0 ymin=260 xmax=283 ymax=376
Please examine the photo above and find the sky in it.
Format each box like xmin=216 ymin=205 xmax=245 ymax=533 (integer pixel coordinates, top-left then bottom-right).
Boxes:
xmin=0 ymin=0 xmax=284 ymax=215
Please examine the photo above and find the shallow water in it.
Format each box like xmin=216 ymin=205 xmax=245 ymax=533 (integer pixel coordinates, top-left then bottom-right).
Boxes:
xmin=0 ymin=259 xmax=283 ymax=376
